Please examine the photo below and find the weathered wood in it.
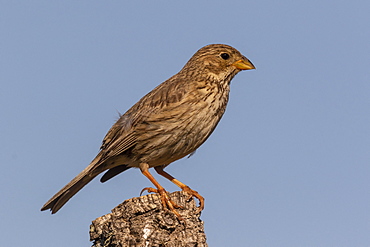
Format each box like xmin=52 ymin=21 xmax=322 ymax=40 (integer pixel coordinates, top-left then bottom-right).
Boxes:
xmin=90 ymin=191 xmax=208 ymax=247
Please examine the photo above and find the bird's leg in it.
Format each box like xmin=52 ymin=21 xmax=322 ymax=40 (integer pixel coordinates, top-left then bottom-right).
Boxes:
xmin=154 ymin=166 xmax=204 ymax=212
xmin=139 ymin=163 xmax=184 ymax=220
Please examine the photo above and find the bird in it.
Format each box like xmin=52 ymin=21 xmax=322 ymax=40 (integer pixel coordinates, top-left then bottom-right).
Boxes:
xmin=41 ymin=44 xmax=255 ymax=219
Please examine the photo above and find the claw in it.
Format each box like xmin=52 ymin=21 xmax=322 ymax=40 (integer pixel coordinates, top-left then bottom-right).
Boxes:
xmin=140 ymin=187 xmax=157 ymax=196
xmin=140 ymin=186 xmax=185 ymax=220
xmin=182 ymin=186 xmax=204 ymax=212
xmin=153 ymin=166 xmax=205 ymax=213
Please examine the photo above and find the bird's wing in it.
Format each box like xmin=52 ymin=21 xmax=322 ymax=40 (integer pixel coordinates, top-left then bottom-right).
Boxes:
xmin=98 ymin=115 xmax=137 ymax=160
xmin=98 ymin=76 xmax=191 ymax=162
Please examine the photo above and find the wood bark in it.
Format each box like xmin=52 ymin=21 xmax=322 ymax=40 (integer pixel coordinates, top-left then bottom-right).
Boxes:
xmin=90 ymin=191 xmax=207 ymax=247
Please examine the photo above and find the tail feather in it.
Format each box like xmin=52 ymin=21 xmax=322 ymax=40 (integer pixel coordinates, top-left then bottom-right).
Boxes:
xmin=41 ymin=157 xmax=103 ymax=213
xmin=100 ymin=165 xmax=130 ymax=183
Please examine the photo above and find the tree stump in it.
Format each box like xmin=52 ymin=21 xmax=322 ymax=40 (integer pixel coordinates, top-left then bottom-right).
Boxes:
xmin=90 ymin=191 xmax=207 ymax=247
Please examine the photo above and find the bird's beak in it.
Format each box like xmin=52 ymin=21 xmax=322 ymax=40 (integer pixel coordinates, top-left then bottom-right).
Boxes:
xmin=232 ymin=58 xmax=256 ymax=70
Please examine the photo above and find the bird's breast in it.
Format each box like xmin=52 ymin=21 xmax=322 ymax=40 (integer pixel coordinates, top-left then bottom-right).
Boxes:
xmin=131 ymin=83 xmax=230 ymax=167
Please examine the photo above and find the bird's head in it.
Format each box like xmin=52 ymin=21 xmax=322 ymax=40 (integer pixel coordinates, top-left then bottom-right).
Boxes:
xmin=181 ymin=44 xmax=255 ymax=83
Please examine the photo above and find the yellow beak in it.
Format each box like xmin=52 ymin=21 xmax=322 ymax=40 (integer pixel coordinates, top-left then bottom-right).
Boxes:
xmin=232 ymin=58 xmax=256 ymax=70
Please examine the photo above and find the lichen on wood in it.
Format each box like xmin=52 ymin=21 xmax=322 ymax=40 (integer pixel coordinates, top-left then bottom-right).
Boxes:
xmin=90 ymin=191 xmax=207 ymax=247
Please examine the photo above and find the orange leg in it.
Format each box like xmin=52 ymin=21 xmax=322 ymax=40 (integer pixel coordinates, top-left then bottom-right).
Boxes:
xmin=154 ymin=166 xmax=204 ymax=212
xmin=139 ymin=163 xmax=184 ymax=220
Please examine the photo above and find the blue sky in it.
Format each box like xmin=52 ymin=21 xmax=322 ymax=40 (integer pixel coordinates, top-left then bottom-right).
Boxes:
xmin=1 ymin=1 xmax=369 ymax=246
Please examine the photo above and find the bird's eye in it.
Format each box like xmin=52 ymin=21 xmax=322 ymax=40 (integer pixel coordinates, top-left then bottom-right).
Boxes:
xmin=220 ymin=53 xmax=230 ymax=60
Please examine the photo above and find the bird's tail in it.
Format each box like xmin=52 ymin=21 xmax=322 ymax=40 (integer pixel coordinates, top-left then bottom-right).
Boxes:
xmin=41 ymin=156 xmax=104 ymax=214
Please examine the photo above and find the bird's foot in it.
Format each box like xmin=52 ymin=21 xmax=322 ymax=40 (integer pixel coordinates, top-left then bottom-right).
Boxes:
xmin=181 ymin=186 xmax=204 ymax=212
xmin=141 ymin=187 xmax=184 ymax=220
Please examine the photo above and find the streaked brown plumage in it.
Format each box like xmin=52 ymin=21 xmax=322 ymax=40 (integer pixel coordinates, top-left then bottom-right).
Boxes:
xmin=41 ymin=44 xmax=255 ymax=218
